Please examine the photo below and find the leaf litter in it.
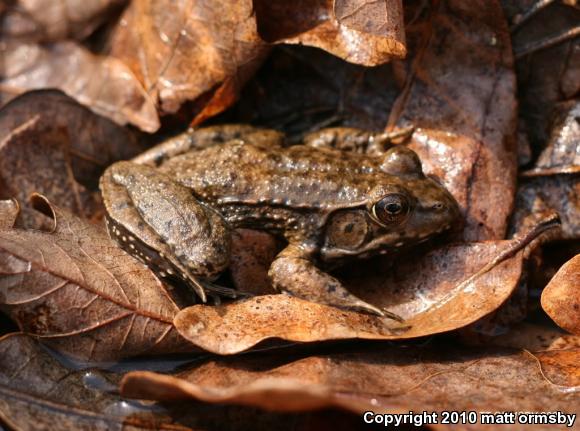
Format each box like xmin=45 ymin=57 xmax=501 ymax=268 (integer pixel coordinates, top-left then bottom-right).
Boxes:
xmin=0 ymin=0 xmax=578 ymax=428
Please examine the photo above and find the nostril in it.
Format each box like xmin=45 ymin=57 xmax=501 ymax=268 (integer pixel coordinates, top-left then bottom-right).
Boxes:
xmin=432 ymin=202 xmax=444 ymax=211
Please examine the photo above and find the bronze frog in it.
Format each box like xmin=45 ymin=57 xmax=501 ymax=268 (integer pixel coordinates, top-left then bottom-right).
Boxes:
xmin=100 ymin=125 xmax=460 ymax=317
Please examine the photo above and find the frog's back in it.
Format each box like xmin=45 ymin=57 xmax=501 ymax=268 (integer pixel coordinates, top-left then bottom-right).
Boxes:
xmin=158 ymin=141 xmax=387 ymax=211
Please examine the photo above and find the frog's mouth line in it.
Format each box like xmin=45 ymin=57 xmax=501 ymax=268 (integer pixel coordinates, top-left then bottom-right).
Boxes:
xmin=320 ymin=224 xmax=453 ymax=262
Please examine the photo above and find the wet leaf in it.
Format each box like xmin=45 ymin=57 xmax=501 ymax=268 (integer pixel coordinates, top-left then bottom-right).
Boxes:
xmin=0 ymin=196 xmax=189 ymax=362
xmin=542 ymin=254 xmax=580 ymax=336
xmin=0 ymin=41 xmax=159 ymax=132
xmin=121 ymin=342 xmax=580 ymax=428
xmin=174 ymin=217 xmax=557 ymax=355
xmin=0 ymin=0 xmax=127 ymax=42
xmin=388 ymin=0 xmax=518 ymax=241
xmin=254 ymin=0 xmax=406 ymax=66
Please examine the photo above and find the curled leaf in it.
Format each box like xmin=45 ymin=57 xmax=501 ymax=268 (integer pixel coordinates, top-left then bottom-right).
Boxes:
xmin=254 ymin=0 xmax=406 ymax=66
xmin=109 ymin=0 xmax=269 ymax=118
xmin=542 ymin=254 xmax=580 ymax=335
xmin=174 ymin=216 xmax=556 ymax=355
xmin=0 ymin=196 xmax=190 ymax=362
xmin=122 ymin=342 xmax=580 ymax=425
xmin=0 ymin=42 xmax=159 ymax=132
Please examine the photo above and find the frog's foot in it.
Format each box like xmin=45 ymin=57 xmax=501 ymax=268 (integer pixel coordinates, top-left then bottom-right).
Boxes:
xmin=268 ymin=245 xmax=387 ymax=317
xmin=100 ymin=162 xmax=232 ymax=302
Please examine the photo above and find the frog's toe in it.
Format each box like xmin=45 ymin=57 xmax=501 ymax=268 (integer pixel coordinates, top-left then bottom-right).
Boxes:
xmin=269 ymin=251 xmax=395 ymax=319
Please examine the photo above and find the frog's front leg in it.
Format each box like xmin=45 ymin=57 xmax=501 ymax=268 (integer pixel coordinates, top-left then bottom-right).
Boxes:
xmin=100 ymin=161 xmax=231 ymax=302
xmin=268 ymin=244 xmax=385 ymax=316
xmin=303 ymin=126 xmax=414 ymax=156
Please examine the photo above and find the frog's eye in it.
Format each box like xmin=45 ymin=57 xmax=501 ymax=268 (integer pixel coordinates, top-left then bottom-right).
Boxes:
xmin=380 ymin=146 xmax=423 ymax=177
xmin=372 ymin=193 xmax=410 ymax=225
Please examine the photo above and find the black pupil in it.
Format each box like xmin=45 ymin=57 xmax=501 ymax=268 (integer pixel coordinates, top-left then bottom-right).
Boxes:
xmin=386 ymin=203 xmax=401 ymax=214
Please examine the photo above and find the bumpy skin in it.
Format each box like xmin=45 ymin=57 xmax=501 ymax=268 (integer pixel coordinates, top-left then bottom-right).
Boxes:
xmin=100 ymin=125 xmax=461 ymax=316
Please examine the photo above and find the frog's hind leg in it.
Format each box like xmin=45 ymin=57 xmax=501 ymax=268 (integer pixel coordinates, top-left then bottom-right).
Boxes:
xmin=269 ymin=244 xmax=389 ymax=318
xmin=133 ymin=125 xmax=286 ymax=166
xmin=100 ymin=161 xmax=232 ymax=302
xmin=302 ymin=126 xmax=414 ymax=156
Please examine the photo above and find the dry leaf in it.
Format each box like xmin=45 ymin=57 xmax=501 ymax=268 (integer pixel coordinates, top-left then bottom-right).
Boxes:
xmin=0 ymin=333 xmax=206 ymax=431
xmin=388 ymin=0 xmax=517 ymax=241
xmin=0 ymin=90 xmax=146 ymax=224
xmin=503 ymin=0 xmax=580 ymax=153
xmin=121 ymin=342 xmax=580 ymax=431
xmin=0 ymin=0 xmax=127 ymax=42
xmin=542 ymin=254 xmax=580 ymax=336
xmin=0 ymin=41 xmax=159 ymax=132
xmin=474 ymin=322 xmax=580 ymax=352
xmin=0 ymin=196 xmax=190 ymax=362
xmin=109 ymin=0 xmax=270 ymax=119
xmin=254 ymin=0 xmax=406 ymax=66
xmin=174 ymin=216 xmax=556 ymax=355
xmin=230 ymin=229 xmax=278 ymax=295
xmin=0 ymin=199 xmax=19 ymax=229
xmin=512 ymin=100 xmax=580 ymax=240
xmin=0 ymin=333 xmax=381 ymax=431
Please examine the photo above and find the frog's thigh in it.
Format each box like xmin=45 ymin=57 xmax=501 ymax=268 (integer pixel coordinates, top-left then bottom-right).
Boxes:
xmin=303 ymin=127 xmax=413 ymax=155
xmin=133 ymin=125 xmax=285 ymax=165
xmin=101 ymin=162 xmax=231 ymax=281
xmin=268 ymin=245 xmax=384 ymax=316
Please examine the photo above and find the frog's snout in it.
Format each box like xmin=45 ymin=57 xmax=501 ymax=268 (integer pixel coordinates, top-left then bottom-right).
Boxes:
xmin=435 ymin=190 xmax=462 ymax=233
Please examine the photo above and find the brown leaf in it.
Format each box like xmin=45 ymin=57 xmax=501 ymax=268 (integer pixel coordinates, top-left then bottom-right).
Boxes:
xmin=0 ymin=333 xmax=205 ymax=431
xmin=233 ymin=46 xmax=401 ymax=133
xmin=522 ymin=101 xmax=580 ymax=176
xmin=388 ymin=0 xmax=517 ymax=241
xmin=0 ymin=199 xmax=19 ymax=229
xmin=254 ymin=0 xmax=406 ymax=66
xmin=109 ymin=0 xmax=270 ymax=118
xmin=174 ymin=216 xmax=557 ymax=355
xmin=0 ymin=41 xmax=159 ymax=132
xmin=229 ymin=229 xmax=278 ymax=295
xmin=463 ymin=322 xmax=580 ymax=352
xmin=504 ymin=0 xmax=580 ymax=153
xmin=121 ymin=342 xmax=580 ymax=429
xmin=0 ymin=333 xmax=378 ymax=431
xmin=512 ymin=100 xmax=580 ymax=240
xmin=0 ymin=90 xmax=147 ymax=224
xmin=542 ymin=254 xmax=580 ymax=336
xmin=0 ymin=196 xmax=190 ymax=362
xmin=0 ymin=0 xmax=127 ymax=42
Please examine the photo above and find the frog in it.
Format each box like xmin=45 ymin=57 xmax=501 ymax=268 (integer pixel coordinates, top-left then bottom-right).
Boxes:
xmin=99 ymin=125 xmax=461 ymax=317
